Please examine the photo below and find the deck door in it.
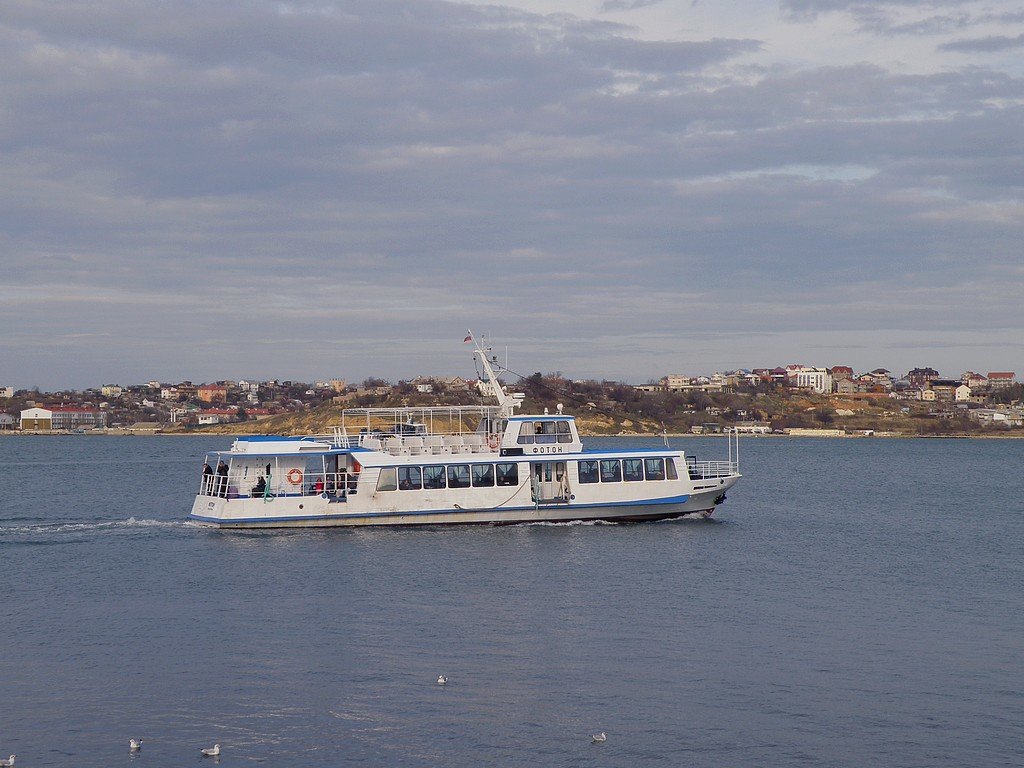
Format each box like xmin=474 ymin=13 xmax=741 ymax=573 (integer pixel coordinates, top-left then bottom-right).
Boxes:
xmin=530 ymin=461 xmax=569 ymax=503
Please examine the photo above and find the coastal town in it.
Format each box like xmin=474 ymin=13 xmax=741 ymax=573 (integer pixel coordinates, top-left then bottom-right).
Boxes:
xmin=2 ymin=364 xmax=1022 ymax=437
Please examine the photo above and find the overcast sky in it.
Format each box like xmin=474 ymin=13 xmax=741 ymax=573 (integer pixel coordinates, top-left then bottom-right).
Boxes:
xmin=2 ymin=0 xmax=1023 ymax=389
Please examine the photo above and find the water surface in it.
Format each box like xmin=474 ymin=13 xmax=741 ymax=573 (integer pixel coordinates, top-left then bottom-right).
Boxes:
xmin=1 ymin=435 xmax=1022 ymax=766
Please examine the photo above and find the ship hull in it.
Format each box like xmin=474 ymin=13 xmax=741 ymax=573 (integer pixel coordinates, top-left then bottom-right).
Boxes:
xmin=188 ymin=481 xmax=737 ymax=528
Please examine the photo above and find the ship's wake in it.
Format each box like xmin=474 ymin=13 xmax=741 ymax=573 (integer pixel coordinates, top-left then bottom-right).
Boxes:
xmin=0 ymin=516 xmax=203 ymax=536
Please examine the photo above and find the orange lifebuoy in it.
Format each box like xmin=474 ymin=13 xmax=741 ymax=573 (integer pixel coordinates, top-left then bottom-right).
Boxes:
xmin=488 ymin=434 xmax=499 ymax=450
xmin=286 ymin=468 xmax=303 ymax=485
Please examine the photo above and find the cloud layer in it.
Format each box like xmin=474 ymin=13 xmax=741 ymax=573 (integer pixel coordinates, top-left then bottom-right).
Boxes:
xmin=2 ymin=0 xmax=1022 ymax=387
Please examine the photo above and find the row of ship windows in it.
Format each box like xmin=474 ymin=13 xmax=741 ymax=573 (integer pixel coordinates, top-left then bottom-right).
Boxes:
xmin=377 ymin=463 xmax=520 ymax=491
xmin=578 ymin=457 xmax=678 ymax=483
xmin=375 ymin=457 xmax=679 ymax=491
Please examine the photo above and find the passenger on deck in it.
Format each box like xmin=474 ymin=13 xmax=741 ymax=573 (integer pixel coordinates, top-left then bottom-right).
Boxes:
xmin=252 ymin=475 xmax=267 ymax=497
xmin=313 ymin=477 xmax=324 ymax=494
xmin=202 ymin=462 xmax=214 ymax=494
xmin=216 ymin=460 xmax=229 ymax=497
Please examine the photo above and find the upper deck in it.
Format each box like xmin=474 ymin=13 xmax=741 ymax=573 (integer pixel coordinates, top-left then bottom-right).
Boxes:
xmin=226 ymin=405 xmax=589 ymax=459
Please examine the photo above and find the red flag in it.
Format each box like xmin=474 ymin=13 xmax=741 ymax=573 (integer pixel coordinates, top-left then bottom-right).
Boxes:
xmin=463 ymin=333 xmax=473 ymax=343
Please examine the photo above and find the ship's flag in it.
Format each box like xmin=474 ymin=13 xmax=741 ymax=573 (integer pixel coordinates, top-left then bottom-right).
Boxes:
xmin=463 ymin=333 xmax=473 ymax=343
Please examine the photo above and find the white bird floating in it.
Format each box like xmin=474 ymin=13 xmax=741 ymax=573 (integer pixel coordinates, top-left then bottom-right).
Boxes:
xmin=200 ymin=744 xmax=220 ymax=757
xmin=591 ymin=732 xmax=607 ymax=743
xmin=0 ymin=756 xmax=14 ymax=767
xmin=129 ymin=738 xmax=143 ymax=751
xmin=436 ymin=675 xmax=448 ymax=685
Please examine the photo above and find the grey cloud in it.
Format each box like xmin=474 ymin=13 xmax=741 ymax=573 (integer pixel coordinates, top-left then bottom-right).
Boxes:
xmin=600 ymin=0 xmax=667 ymax=10
xmin=781 ymin=1 xmax=1024 ymax=40
xmin=940 ymin=32 xmax=1024 ymax=52
xmin=566 ymin=36 xmax=761 ymax=73
xmin=780 ymin=0 xmax=956 ymax=19
xmin=1 ymin=0 xmax=1023 ymax=386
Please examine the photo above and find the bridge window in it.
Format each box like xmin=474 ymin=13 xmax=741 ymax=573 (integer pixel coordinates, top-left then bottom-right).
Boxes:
xmin=534 ymin=421 xmax=556 ymax=444
xmin=622 ymin=458 xmax=644 ymax=482
xmin=496 ymin=463 xmax=519 ymax=487
xmin=398 ymin=466 xmax=422 ymax=490
xmin=556 ymin=420 xmax=573 ymax=443
xmin=472 ymin=464 xmax=494 ymax=487
xmin=599 ymin=460 xmax=622 ymax=483
xmin=423 ymin=465 xmax=446 ymax=489
xmin=376 ymin=468 xmax=397 ymax=492
xmin=517 ymin=421 xmax=534 ymax=444
xmin=666 ymin=459 xmax=678 ymax=480
xmin=644 ymin=458 xmax=665 ymax=481
xmin=448 ymin=464 xmax=471 ymax=489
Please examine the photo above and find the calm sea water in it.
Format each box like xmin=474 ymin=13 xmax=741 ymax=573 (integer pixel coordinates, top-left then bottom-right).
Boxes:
xmin=1 ymin=434 xmax=1022 ymax=767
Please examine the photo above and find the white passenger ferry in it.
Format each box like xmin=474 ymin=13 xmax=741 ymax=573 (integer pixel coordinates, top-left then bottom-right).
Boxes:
xmin=189 ymin=339 xmax=741 ymax=528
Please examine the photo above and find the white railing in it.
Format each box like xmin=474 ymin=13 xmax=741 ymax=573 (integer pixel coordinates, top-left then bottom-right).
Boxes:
xmin=300 ymin=406 xmax=505 ymax=452
xmin=686 ymin=459 xmax=739 ymax=479
xmin=198 ymin=471 xmax=359 ymax=500
xmin=345 ymin=405 xmax=501 ymax=437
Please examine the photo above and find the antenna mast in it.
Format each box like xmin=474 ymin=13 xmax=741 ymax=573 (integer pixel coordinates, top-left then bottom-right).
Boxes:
xmin=467 ymin=330 xmax=523 ymax=418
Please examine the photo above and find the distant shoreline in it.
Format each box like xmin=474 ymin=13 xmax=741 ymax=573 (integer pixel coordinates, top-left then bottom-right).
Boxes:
xmin=3 ymin=429 xmax=1024 ymax=440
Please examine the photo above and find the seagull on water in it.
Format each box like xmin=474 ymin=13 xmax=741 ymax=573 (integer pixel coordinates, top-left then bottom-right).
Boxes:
xmin=129 ymin=738 xmax=143 ymax=751
xmin=200 ymin=744 xmax=220 ymax=757
xmin=0 ymin=756 xmax=14 ymax=767
xmin=591 ymin=732 xmax=607 ymax=743
xmin=437 ymin=675 xmax=448 ymax=685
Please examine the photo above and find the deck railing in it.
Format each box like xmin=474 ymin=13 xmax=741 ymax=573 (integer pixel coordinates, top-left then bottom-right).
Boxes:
xmin=300 ymin=406 xmax=505 ymax=449
xmin=199 ymin=471 xmax=358 ymax=500
xmin=296 ymin=426 xmax=501 ymax=454
xmin=686 ymin=458 xmax=739 ymax=479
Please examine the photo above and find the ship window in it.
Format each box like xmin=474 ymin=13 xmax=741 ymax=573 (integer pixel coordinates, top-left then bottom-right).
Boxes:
xmin=448 ymin=464 xmax=471 ymax=489
xmin=517 ymin=421 xmax=535 ymax=444
xmin=496 ymin=463 xmax=519 ymax=486
xmin=376 ymin=467 xmax=397 ymax=492
xmin=622 ymin=458 xmax=644 ymax=482
xmin=423 ymin=465 xmax=446 ymax=489
xmin=472 ymin=464 xmax=494 ymax=487
xmin=600 ymin=460 xmax=622 ymax=483
xmin=398 ymin=466 xmax=422 ymax=490
xmin=644 ymin=458 xmax=665 ymax=481
xmin=578 ymin=460 xmax=599 ymax=483
xmin=556 ymin=420 xmax=572 ymax=443
xmin=665 ymin=458 xmax=678 ymax=480
xmin=535 ymin=421 xmax=556 ymax=444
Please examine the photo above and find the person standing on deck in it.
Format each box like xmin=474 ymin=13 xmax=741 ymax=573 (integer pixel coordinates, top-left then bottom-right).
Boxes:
xmin=202 ymin=462 xmax=214 ymax=495
xmin=216 ymin=460 xmax=228 ymax=497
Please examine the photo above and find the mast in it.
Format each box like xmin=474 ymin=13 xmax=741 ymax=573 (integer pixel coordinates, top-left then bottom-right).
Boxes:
xmin=468 ymin=330 xmax=523 ymax=419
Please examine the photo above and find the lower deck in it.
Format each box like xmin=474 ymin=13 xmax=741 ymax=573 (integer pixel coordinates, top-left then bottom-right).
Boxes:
xmin=190 ymin=450 xmax=740 ymax=527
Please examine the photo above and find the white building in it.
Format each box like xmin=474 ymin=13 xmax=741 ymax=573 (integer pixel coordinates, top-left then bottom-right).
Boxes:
xmin=789 ymin=367 xmax=833 ymax=394
xmin=21 ymin=407 xmax=52 ymax=429
xmin=0 ymin=386 xmax=14 ymax=399
xmin=20 ymin=406 xmax=106 ymax=430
